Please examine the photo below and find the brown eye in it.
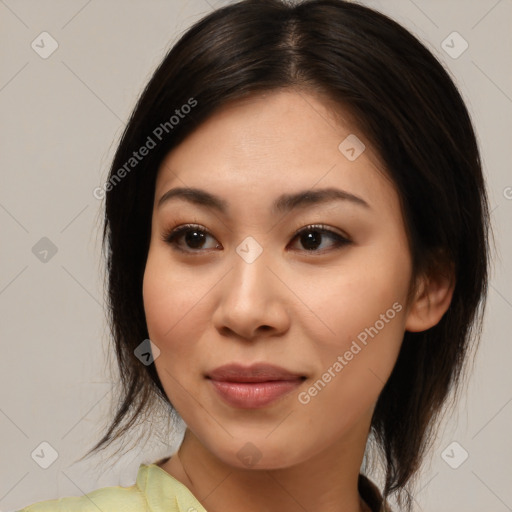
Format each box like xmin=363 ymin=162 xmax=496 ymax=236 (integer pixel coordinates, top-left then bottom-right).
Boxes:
xmin=161 ymin=223 xmax=351 ymax=255
xmin=289 ymin=225 xmax=351 ymax=252
xmin=162 ymin=224 xmax=221 ymax=253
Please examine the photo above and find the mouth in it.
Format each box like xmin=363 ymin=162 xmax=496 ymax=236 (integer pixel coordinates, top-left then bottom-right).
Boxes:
xmin=206 ymin=363 xmax=306 ymax=409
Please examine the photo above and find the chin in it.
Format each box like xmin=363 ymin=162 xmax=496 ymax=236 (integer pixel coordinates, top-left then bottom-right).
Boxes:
xmin=211 ymin=436 xmax=309 ymax=471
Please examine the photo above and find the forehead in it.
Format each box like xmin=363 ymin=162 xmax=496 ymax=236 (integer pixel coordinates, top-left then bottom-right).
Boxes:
xmin=154 ymin=89 xmax=397 ymax=213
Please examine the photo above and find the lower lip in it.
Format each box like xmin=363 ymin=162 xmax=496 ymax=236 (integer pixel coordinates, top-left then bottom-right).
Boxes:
xmin=209 ymin=379 xmax=303 ymax=408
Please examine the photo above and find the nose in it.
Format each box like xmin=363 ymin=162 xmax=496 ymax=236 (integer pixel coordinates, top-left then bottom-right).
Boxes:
xmin=211 ymin=246 xmax=291 ymax=341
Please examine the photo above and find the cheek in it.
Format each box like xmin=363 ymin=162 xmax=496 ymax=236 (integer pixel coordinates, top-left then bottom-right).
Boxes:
xmin=142 ymin=253 xmax=202 ymax=359
xmin=304 ymin=252 xmax=409 ymax=340
xmin=142 ymin=255 xmax=208 ymax=412
xmin=299 ymin=243 xmax=411 ymax=390
xmin=296 ymin=298 xmax=407 ymax=440
xmin=142 ymin=248 xmax=230 ymax=394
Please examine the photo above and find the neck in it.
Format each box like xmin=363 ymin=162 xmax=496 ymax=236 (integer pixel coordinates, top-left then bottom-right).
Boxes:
xmin=160 ymin=423 xmax=372 ymax=512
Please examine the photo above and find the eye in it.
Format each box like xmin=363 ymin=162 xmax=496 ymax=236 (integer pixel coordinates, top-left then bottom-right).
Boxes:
xmin=288 ymin=224 xmax=351 ymax=253
xmin=161 ymin=223 xmax=351 ymax=254
xmin=161 ymin=223 xmax=222 ymax=254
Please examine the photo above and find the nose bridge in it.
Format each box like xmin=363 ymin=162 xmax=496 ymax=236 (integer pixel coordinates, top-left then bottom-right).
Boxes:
xmin=228 ymin=234 xmax=275 ymax=307
xmin=213 ymin=234 xmax=289 ymax=338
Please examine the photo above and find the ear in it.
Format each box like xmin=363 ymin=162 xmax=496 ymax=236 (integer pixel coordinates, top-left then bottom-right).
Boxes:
xmin=405 ymin=260 xmax=455 ymax=333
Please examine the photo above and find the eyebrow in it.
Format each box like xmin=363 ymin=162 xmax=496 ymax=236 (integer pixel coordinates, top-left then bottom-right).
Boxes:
xmin=157 ymin=186 xmax=370 ymax=215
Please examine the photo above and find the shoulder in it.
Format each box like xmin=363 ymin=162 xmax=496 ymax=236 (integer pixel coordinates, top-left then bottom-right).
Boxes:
xmin=16 ymin=461 xmax=206 ymax=512
xmin=17 ymin=483 xmax=147 ymax=512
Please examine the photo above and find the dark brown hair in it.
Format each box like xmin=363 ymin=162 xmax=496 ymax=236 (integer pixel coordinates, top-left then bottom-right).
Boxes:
xmin=82 ymin=1 xmax=492 ymax=510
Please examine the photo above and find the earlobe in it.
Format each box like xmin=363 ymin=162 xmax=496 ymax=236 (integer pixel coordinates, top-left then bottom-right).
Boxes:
xmin=404 ymin=264 xmax=455 ymax=333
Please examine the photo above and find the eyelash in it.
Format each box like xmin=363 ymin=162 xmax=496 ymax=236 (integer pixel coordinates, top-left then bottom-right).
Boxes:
xmin=160 ymin=223 xmax=352 ymax=255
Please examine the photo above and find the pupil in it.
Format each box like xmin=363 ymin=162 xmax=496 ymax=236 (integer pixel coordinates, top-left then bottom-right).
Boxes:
xmin=302 ymin=230 xmax=321 ymax=250
xmin=186 ymin=230 xmax=205 ymax=248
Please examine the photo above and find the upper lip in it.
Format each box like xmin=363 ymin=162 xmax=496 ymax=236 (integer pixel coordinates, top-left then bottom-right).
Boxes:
xmin=207 ymin=363 xmax=305 ymax=382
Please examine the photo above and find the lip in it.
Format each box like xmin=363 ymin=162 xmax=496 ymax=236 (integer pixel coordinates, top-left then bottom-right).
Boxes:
xmin=206 ymin=363 xmax=305 ymax=409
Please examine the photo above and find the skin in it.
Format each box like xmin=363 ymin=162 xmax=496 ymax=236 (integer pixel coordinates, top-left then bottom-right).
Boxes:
xmin=142 ymin=88 xmax=454 ymax=512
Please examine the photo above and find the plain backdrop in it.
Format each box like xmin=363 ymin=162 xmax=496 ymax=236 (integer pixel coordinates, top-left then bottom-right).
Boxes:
xmin=1 ymin=1 xmax=511 ymax=511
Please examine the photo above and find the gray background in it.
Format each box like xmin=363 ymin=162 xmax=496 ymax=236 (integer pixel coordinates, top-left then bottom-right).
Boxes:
xmin=1 ymin=1 xmax=511 ymax=511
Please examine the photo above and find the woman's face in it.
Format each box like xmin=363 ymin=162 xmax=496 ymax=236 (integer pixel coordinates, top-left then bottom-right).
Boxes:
xmin=143 ymin=89 xmax=416 ymax=469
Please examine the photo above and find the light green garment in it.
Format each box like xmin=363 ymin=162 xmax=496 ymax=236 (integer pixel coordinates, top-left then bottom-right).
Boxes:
xmin=18 ymin=461 xmax=389 ymax=512
xmin=17 ymin=463 xmax=208 ymax=512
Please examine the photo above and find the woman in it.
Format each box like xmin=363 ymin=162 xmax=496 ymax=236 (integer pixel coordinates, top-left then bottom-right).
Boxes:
xmin=18 ymin=0 xmax=491 ymax=511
